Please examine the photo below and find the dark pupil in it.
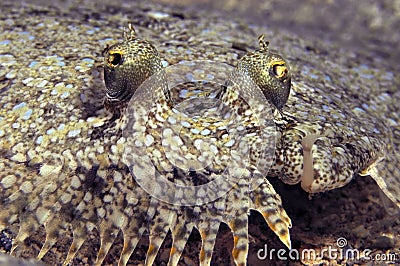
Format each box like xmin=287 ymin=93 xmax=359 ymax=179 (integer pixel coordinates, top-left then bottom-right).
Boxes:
xmin=110 ymin=53 xmax=122 ymax=66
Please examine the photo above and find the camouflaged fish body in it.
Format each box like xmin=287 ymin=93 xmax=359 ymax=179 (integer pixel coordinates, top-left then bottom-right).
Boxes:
xmin=0 ymin=26 xmax=292 ymax=266
xmin=1 ymin=8 xmax=400 ymax=266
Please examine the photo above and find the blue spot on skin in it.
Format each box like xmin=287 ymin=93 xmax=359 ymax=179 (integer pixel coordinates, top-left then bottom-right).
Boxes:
xmin=51 ymin=89 xmax=58 ymax=95
xmin=194 ymin=69 xmax=205 ymax=74
xmin=180 ymin=61 xmax=195 ymax=66
xmin=56 ymin=56 xmax=65 ymax=67
xmin=66 ymin=84 xmax=73 ymax=89
xmin=382 ymin=72 xmax=394 ymax=80
xmin=181 ymin=121 xmax=191 ymax=128
xmin=301 ymin=69 xmax=309 ymax=75
xmin=60 ymin=92 xmax=70 ymax=99
xmin=82 ymin=58 xmax=94 ymax=63
xmin=22 ymin=109 xmax=33 ymax=120
xmin=57 ymin=123 xmax=65 ymax=130
xmin=0 ymin=40 xmax=10 ymax=45
xmin=373 ymin=128 xmax=381 ymax=134
xmin=80 ymin=93 xmax=87 ymax=102
xmin=377 ymin=93 xmax=390 ymax=102
xmin=360 ymin=73 xmax=374 ymax=79
xmin=179 ymin=89 xmax=188 ymax=98
xmin=161 ymin=60 xmax=169 ymax=67
xmin=353 ymin=107 xmax=366 ymax=113
xmin=68 ymin=129 xmax=81 ymax=137
xmin=29 ymin=61 xmax=38 ymax=68
xmin=46 ymin=128 xmax=55 ymax=135
xmin=12 ymin=102 xmax=26 ymax=111
xmin=100 ymin=38 xmax=114 ymax=43
xmin=87 ymin=27 xmax=100 ymax=35
xmin=36 ymin=135 xmax=43 ymax=145
xmin=206 ymin=74 xmax=214 ymax=80
xmin=82 ymin=58 xmax=94 ymax=67
xmin=362 ymin=103 xmax=369 ymax=110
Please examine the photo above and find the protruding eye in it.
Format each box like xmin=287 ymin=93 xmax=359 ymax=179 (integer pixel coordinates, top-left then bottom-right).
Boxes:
xmin=272 ymin=63 xmax=288 ymax=79
xmin=107 ymin=52 xmax=123 ymax=68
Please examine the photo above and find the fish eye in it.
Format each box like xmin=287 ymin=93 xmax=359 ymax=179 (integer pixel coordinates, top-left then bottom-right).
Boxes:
xmin=107 ymin=51 xmax=123 ymax=68
xmin=272 ymin=63 xmax=288 ymax=79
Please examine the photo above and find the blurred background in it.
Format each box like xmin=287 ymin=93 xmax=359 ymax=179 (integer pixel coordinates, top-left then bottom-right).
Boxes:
xmin=154 ymin=0 xmax=400 ymax=64
xmin=18 ymin=0 xmax=400 ymax=69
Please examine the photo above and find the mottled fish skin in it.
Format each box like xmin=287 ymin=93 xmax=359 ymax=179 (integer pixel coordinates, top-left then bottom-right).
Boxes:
xmin=0 ymin=2 xmax=400 ymax=266
xmin=0 ymin=24 xmax=293 ymax=266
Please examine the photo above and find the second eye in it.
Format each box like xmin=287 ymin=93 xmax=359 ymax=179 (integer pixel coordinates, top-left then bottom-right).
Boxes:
xmin=272 ymin=63 xmax=288 ymax=79
xmin=107 ymin=52 xmax=123 ymax=67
